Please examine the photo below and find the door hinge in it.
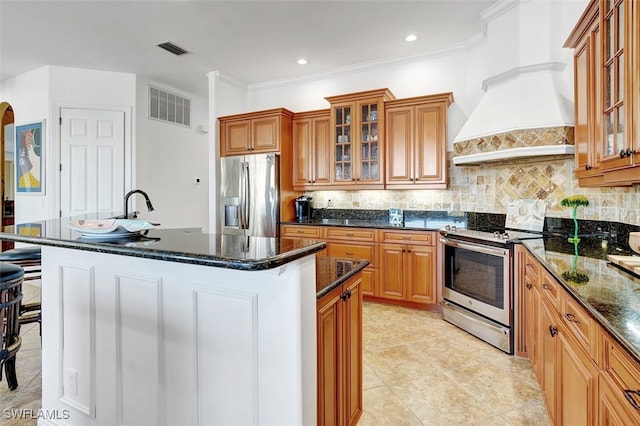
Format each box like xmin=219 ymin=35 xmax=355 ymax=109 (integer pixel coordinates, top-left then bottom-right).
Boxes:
xmin=59 ymin=117 xmax=62 ymax=125
xmin=59 ymin=164 xmax=62 ymax=172
xmin=59 ymin=210 xmax=62 ymax=217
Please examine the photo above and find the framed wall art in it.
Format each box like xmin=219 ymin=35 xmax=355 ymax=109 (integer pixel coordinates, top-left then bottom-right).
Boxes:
xmin=16 ymin=120 xmax=44 ymax=194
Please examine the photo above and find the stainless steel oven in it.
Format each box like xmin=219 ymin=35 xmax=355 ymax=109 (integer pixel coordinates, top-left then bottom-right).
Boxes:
xmin=440 ymin=232 xmax=514 ymax=354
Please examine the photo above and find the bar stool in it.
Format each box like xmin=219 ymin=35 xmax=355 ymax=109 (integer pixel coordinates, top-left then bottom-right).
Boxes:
xmin=0 ymin=262 xmax=24 ymax=390
xmin=0 ymin=247 xmax=41 ymax=334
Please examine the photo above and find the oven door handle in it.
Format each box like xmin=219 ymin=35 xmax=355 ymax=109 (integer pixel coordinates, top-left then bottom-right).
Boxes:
xmin=439 ymin=238 xmax=508 ymax=257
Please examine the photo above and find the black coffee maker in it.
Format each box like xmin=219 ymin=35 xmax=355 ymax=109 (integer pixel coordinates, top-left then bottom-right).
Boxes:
xmin=295 ymin=195 xmax=313 ymax=222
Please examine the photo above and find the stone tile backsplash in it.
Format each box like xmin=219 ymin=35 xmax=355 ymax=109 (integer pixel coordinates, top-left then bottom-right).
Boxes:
xmin=307 ymin=155 xmax=640 ymax=226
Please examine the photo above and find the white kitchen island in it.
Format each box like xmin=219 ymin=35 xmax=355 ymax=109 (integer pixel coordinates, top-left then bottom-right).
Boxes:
xmin=0 ymin=215 xmax=326 ymax=426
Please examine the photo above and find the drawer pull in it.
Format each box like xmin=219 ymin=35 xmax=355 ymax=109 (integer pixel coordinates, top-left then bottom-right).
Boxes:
xmin=346 ymin=233 xmax=355 ymax=237
xmin=564 ymin=313 xmax=581 ymax=324
xmin=345 ymin=252 xmax=354 ymax=256
xmin=526 ymin=263 xmax=534 ymax=267
xmin=549 ymin=325 xmax=558 ymax=337
xmin=297 ymin=230 xmax=305 ymax=234
xmin=542 ymin=283 xmax=552 ymax=291
xmin=401 ymin=236 xmax=411 ymax=240
xmin=526 ymin=282 xmax=533 ymax=290
xmin=623 ymin=389 xmax=640 ymax=410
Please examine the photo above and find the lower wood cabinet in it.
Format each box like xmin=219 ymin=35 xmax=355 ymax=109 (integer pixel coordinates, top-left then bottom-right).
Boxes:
xmin=378 ymin=243 xmax=436 ymax=304
xmin=556 ymin=320 xmax=599 ymax=425
xmin=282 ymin=224 xmax=438 ymax=308
xmin=317 ymin=273 xmax=362 ymax=426
xmin=377 ymin=230 xmax=437 ymax=307
xmin=521 ymin=247 xmax=640 ymax=425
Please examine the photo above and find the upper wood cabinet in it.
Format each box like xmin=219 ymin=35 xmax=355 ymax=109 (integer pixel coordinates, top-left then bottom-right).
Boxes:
xmin=292 ymin=110 xmax=331 ymax=190
xmin=565 ymin=0 xmax=640 ymax=186
xmin=219 ymin=108 xmax=294 ymax=156
xmin=325 ymin=89 xmax=395 ymax=189
xmin=385 ymin=93 xmax=453 ymax=189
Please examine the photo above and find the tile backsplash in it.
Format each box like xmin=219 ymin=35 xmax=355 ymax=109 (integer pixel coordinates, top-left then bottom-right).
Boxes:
xmin=307 ymin=155 xmax=640 ymax=226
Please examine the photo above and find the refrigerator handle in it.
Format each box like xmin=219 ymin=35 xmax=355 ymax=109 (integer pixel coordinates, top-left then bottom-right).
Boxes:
xmin=245 ymin=162 xmax=251 ymax=229
xmin=239 ymin=162 xmax=246 ymax=229
xmin=241 ymin=162 xmax=250 ymax=230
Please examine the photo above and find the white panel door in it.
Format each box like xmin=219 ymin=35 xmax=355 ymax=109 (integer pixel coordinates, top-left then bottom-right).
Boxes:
xmin=60 ymin=108 xmax=124 ymax=217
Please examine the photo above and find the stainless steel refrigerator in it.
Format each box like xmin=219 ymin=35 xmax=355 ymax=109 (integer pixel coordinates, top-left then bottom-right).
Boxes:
xmin=220 ymin=153 xmax=280 ymax=237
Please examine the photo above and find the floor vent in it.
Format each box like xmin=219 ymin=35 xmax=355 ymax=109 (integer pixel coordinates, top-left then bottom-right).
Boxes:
xmin=149 ymin=86 xmax=191 ymax=127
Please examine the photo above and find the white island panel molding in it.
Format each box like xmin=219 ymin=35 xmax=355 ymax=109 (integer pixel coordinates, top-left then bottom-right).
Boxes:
xmin=40 ymin=246 xmax=317 ymax=426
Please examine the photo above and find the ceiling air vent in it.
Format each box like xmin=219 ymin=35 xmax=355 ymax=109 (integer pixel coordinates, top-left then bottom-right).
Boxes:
xmin=157 ymin=41 xmax=188 ymax=56
xmin=149 ymin=86 xmax=191 ymax=127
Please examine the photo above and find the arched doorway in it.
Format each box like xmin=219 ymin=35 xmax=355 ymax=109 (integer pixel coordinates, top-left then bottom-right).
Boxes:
xmin=0 ymin=102 xmax=15 ymax=250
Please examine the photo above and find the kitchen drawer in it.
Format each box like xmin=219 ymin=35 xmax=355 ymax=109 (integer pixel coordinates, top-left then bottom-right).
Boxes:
xmin=559 ymin=292 xmax=597 ymax=359
xmin=539 ymin=269 xmax=560 ymax=311
xmin=325 ymin=227 xmax=375 ymax=242
xmin=601 ymin=332 xmax=640 ymax=395
xmin=524 ymin=252 xmax=540 ymax=282
xmin=327 ymin=242 xmax=376 ymax=267
xmin=281 ymin=225 xmax=323 ymax=238
xmin=378 ymin=230 xmax=434 ymax=246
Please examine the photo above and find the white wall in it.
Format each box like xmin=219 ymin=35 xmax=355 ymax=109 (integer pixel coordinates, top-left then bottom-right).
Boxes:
xmin=135 ymin=78 xmax=209 ymax=229
xmin=1 ymin=66 xmax=52 ymax=222
xmin=0 ymin=65 xmax=138 ymax=224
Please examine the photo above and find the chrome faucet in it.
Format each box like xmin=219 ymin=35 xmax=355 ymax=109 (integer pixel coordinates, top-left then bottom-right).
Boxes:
xmin=124 ymin=189 xmax=154 ymax=219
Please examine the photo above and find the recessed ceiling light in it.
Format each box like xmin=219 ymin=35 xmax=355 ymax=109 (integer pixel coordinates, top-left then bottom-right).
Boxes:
xmin=297 ymin=58 xmax=308 ymax=65
xmin=404 ymin=34 xmax=418 ymax=42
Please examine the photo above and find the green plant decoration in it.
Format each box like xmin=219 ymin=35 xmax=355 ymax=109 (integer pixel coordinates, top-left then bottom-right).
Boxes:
xmin=561 ymin=195 xmax=589 ymax=244
xmin=561 ymin=242 xmax=590 ymax=284
xmin=560 ymin=195 xmax=590 ymax=284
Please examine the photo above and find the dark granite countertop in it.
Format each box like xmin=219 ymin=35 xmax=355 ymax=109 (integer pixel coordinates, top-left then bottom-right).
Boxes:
xmin=522 ymin=237 xmax=640 ymax=363
xmin=283 ymin=215 xmax=467 ymax=231
xmin=0 ymin=214 xmax=325 ymax=271
xmin=315 ymin=256 xmax=369 ymax=299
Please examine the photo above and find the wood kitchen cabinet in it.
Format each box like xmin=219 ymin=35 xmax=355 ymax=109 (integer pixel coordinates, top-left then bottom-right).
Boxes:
xmin=385 ymin=93 xmax=453 ymax=189
xmin=325 ymin=89 xmax=395 ymax=189
xmin=519 ymin=247 xmax=640 ymax=425
xmin=599 ymin=331 xmax=640 ymax=425
xmin=292 ymin=109 xmax=332 ymax=190
xmin=317 ymin=272 xmax=362 ymax=426
xmin=377 ymin=230 xmax=437 ymax=307
xmin=219 ymin=108 xmax=294 ymax=156
xmin=565 ymin=0 xmax=640 ymax=186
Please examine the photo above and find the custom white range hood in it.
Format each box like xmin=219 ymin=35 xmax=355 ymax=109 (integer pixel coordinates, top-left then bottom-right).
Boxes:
xmin=452 ymin=0 xmax=586 ymax=165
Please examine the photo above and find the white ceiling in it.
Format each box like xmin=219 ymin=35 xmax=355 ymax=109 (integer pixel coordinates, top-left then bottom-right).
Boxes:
xmin=0 ymin=0 xmax=497 ymax=98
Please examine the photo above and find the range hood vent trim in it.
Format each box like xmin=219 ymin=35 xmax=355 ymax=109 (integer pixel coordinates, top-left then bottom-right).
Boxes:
xmin=452 ymin=145 xmax=575 ymax=166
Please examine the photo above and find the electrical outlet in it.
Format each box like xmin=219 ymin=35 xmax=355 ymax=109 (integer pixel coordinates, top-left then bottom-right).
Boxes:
xmin=327 ymin=199 xmax=333 ymax=207
xmin=66 ymin=368 xmax=78 ymax=395
xmin=409 ymin=199 xmax=417 ymax=208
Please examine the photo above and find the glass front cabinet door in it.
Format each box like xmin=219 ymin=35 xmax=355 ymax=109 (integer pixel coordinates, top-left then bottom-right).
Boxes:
xmin=325 ymin=89 xmax=395 ymax=189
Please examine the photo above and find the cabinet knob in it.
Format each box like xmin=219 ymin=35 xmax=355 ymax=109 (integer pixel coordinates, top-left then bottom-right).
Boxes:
xmin=308 ymin=180 xmax=312 ymax=183
xmin=585 ymin=164 xmax=592 ymax=171
xmin=548 ymin=325 xmax=558 ymax=337
xmin=542 ymin=283 xmax=552 ymax=291
xmin=526 ymin=282 xmax=533 ymax=290
xmin=620 ymin=149 xmax=626 ymax=158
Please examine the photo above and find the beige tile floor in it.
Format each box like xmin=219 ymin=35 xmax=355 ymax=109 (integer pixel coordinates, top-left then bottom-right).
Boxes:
xmin=0 ymin=291 xmax=549 ymax=426
xmin=361 ymin=302 xmax=551 ymax=425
